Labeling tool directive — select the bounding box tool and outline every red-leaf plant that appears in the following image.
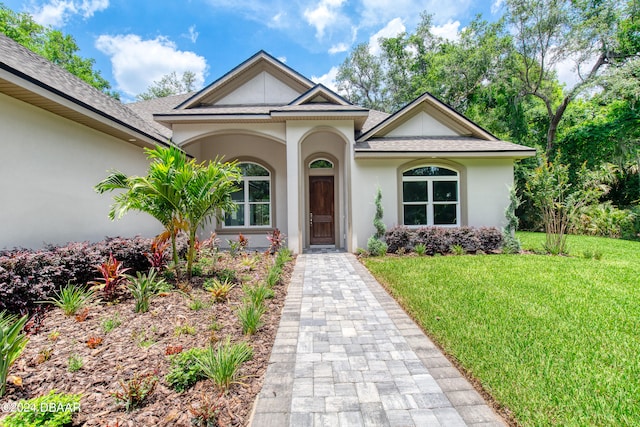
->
[145,240,167,270]
[266,228,285,255]
[89,253,130,301]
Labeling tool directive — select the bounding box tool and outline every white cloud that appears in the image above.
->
[304,0,347,39]
[491,0,504,15]
[431,20,461,41]
[31,0,109,27]
[329,43,349,54]
[277,56,287,63]
[554,54,600,90]
[368,18,405,56]
[184,25,199,43]
[95,34,208,99]
[359,0,472,29]
[311,66,339,91]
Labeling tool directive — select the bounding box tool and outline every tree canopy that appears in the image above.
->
[0,3,118,99]
[136,71,198,101]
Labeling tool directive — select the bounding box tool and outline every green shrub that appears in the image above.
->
[0,311,29,397]
[450,244,466,255]
[244,283,274,307]
[571,202,636,239]
[204,278,236,303]
[367,236,387,256]
[195,337,253,392]
[125,268,168,313]
[215,268,236,283]
[43,282,94,316]
[100,313,122,333]
[265,265,282,287]
[237,302,266,335]
[67,354,83,372]
[1,390,81,427]
[165,347,208,392]
[414,243,426,256]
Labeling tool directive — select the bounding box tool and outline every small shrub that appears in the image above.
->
[165,345,183,356]
[414,243,427,256]
[189,392,224,427]
[1,390,81,427]
[204,278,236,303]
[113,371,158,411]
[67,354,83,372]
[237,302,266,335]
[275,247,293,267]
[215,268,236,283]
[244,283,274,307]
[450,244,466,255]
[385,226,414,254]
[74,307,90,322]
[174,324,196,336]
[265,265,282,287]
[191,263,204,277]
[195,337,253,393]
[266,228,286,255]
[101,313,122,333]
[367,236,387,257]
[44,282,94,316]
[0,311,29,397]
[144,240,168,271]
[188,296,208,311]
[125,268,168,313]
[89,253,130,301]
[165,347,208,392]
[239,254,257,271]
[86,336,103,349]
[35,348,53,364]
[207,317,222,332]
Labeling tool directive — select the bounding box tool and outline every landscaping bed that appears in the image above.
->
[1,250,294,427]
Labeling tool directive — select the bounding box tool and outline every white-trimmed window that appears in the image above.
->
[224,162,271,228]
[402,166,459,226]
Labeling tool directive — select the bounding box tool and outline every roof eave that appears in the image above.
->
[354,150,537,159]
[0,67,168,149]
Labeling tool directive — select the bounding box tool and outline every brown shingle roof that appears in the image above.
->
[0,33,168,145]
[127,92,195,138]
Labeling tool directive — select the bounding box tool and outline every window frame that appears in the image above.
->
[222,162,272,229]
[401,166,460,227]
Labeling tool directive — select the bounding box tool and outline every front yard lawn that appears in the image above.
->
[363,232,640,426]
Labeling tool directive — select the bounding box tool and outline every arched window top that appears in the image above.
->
[309,159,334,169]
[239,162,269,177]
[403,166,457,177]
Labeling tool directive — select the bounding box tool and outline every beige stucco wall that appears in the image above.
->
[350,157,514,250]
[183,132,287,248]
[0,93,161,250]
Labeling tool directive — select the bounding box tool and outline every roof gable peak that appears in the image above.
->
[288,84,353,106]
[176,51,314,109]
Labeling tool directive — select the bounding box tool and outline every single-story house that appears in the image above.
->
[0,34,535,253]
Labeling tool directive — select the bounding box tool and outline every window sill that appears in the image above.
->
[216,227,274,235]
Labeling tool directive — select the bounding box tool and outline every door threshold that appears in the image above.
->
[309,245,336,249]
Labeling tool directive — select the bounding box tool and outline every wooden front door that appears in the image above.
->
[309,176,334,245]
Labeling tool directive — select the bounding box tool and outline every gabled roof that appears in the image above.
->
[358,91,497,142]
[0,34,169,148]
[176,51,315,109]
[289,84,352,106]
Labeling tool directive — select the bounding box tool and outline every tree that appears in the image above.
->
[506,0,635,155]
[95,146,241,279]
[336,44,388,111]
[95,146,187,268]
[0,4,118,98]
[136,71,198,101]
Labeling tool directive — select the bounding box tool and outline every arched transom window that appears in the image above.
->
[224,162,271,228]
[402,166,459,226]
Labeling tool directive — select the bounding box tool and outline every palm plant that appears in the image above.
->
[95,146,187,268]
[178,157,241,279]
[0,311,29,397]
[125,268,168,313]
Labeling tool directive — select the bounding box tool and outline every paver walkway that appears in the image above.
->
[250,252,505,427]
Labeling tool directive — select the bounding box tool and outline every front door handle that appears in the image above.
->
[309,212,313,226]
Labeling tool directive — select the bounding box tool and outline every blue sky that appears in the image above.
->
[3,0,505,101]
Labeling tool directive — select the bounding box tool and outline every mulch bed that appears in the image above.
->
[0,252,294,427]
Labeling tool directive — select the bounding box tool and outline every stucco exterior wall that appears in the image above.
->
[350,157,514,250]
[0,93,161,250]
[187,133,287,248]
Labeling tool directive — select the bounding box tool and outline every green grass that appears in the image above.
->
[363,232,640,426]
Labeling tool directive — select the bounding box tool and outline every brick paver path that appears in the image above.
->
[250,252,505,426]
